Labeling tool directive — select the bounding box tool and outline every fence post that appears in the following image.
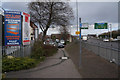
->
[0,46,2,80]
[110,44,113,61]
[20,45,22,57]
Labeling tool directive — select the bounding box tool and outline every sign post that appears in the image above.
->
[75,31,80,35]
[0,15,2,47]
[79,18,82,68]
[0,15,2,80]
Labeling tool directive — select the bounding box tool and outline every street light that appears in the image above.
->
[69,25,73,42]
[76,0,78,32]
[110,24,112,40]
[108,24,112,40]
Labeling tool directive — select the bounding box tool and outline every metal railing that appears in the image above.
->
[82,41,120,65]
[2,40,35,57]
[83,41,119,52]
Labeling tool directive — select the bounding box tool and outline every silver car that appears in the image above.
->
[58,43,64,48]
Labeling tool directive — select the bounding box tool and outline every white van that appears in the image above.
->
[82,36,88,41]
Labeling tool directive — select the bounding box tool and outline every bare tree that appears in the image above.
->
[59,25,69,42]
[28,1,74,41]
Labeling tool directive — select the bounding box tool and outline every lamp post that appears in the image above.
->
[110,24,112,40]
[76,0,79,34]
[69,25,73,42]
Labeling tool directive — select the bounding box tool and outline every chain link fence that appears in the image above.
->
[0,46,2,79]
[82,41,120,65]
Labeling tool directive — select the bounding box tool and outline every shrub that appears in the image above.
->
[43,45,58,57]
[31,40,58,58]
[2,41,58,73]
[2,57,36,72]
[31,40,45,59]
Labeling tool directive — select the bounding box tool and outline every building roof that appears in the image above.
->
[30,21,38,29]
[0,8,4,15]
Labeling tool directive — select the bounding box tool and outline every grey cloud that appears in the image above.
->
[2,2,119,35]
[3,2,118,24]
[70,2,118,24]
[2,2,29,12]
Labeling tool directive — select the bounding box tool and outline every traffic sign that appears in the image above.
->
[80,23,88,29]
[95,23,108,29]
[75,31,80,35]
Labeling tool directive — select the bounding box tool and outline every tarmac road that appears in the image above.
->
[87,38,119,49]
[6,48,81,78]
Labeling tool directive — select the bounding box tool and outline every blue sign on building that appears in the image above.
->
[4,11,22,46]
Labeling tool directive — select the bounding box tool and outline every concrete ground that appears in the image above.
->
[65,41,118,78]
[6,48,81,78]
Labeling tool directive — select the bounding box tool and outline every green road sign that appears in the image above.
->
[80,23,89,29]
[95,23,108,29]
[81,27,88,29]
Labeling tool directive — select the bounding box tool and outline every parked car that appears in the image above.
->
[53,42,58,47]
[117,36,120,41]
[103,39,109,42]
[44,40,55,46]
[111,38,118,42]
[56,39,59,43]
[49,41,54,45]
[60,40,66,45]
[58,43,64,48]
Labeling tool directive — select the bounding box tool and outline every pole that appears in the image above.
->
[110,24,112,61]
[108,24,109,39]
[110,24,112,40]
[70,26,72,42]
[76,0,78,32]
[79,18,82,68]
[76,0,79,40]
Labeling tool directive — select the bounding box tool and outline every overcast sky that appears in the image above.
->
[1,0,119,35]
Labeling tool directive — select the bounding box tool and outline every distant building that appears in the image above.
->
[51,34,61,40]
[51,34,72,42]
[30,21,39,40]
[88,34,97,38]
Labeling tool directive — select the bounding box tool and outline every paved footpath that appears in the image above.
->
[6,48,81,78]
[65,42,118,78]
